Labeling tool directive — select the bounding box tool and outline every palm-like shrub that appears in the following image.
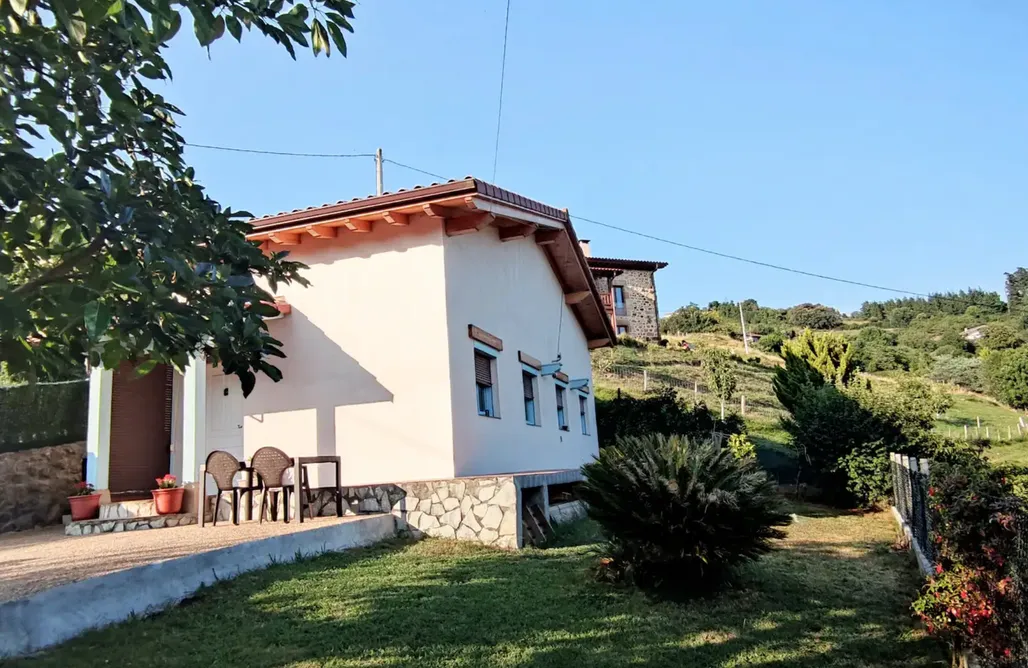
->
[579,434,790,597]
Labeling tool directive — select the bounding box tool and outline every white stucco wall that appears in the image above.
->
[443,226,599,476]
[239,214,456,486]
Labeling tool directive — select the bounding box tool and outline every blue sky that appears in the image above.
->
[163,1,1028,314]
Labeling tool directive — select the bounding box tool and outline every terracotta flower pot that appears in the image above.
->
[68,493,101,521]
[152,487,185,515]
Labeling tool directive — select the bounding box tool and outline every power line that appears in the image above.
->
[382,159,450,182]
[569,213,934,299]
[185,142,375,159]
[491,0,512,183]
[178,141,1000,307]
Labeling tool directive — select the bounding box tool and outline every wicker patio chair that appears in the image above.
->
[250,447,314,524]
[201,450,258,527]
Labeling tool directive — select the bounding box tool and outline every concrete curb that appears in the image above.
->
[0,514,396,658]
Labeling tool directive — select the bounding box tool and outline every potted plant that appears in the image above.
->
[68,482,101,521]
[152,474,185,515]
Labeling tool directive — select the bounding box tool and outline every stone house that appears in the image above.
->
[83,178,614,548]
[581,241,668,340]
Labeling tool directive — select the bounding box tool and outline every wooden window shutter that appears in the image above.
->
[475,352,492,386]
[523,372,534,400]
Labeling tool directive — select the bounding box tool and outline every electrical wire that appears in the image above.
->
[177,141,1003,309]
[491,0,512,183]
[382,159,450,182]
[185,142,375,159]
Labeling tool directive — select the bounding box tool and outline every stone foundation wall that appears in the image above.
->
[344,477,520,549]
[0,441,85,534]
[613,269,661,340]
[202,475,522,549]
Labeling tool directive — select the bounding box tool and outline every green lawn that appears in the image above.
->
[13,506,943,667]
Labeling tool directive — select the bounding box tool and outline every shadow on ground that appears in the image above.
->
[12,514,945,668]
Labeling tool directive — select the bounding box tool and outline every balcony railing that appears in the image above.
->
[599,292,614,314]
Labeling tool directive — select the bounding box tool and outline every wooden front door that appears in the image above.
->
[108,362,172,493]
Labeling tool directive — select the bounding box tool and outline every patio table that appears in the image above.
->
[293,455,343,523]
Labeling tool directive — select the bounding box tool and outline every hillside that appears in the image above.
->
[591,329,1028,471]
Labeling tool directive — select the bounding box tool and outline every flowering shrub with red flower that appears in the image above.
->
[913,462,1027,665]
[70,481,96,497]
[154,474,179,489]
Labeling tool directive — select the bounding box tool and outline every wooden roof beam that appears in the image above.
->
[382,211,409,226]
[422,203,460,219]
[535,229,562,246]
[499,222,537,242]
[305,224,337,239]
[269,231,301,246]
[564,291,591,305]
[342,218,372,233]
[446,212,495,236]
[588,338,611,349]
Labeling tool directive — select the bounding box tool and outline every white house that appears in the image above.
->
[85,178,615,547]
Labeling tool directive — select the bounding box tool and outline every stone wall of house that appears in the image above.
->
[0,441,85,533]
[204,475,522,549]
[613,269,661,340]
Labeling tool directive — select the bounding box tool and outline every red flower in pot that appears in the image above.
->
[152,474,185,515]
[68,482,101,521]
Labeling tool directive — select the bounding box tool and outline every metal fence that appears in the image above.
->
[890,453,934,570]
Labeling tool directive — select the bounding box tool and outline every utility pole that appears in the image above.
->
[375,148,384,196]
[739,302,750,354]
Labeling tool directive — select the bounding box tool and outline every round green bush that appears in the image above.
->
[579,433,791,597]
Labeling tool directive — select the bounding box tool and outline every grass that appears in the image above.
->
[12,505,944,668]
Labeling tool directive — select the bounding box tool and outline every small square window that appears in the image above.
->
[475,350,496,417]
[617,325,628,335]
[556,385,568,431]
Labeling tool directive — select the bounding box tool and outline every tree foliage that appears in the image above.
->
[786,303,842,330]
[594,387,743,449]
[702,347,737,418]
[858,290,1006,322]
[984,348,1028,410]
[0,0,356,392]
[1006,267,1028,314]
[579,433,790,597]
[782,329,855,386]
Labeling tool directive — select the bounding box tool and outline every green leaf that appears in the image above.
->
[311,19,327,56]
[9,0,28,17]
[105,0,123,17]
[226,15,242,40]
[327,21,347,57]
[84,302,111,339]
[68,17,88,44]
[134,359,158,376]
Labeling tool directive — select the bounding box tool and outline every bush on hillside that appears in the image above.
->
[756,331,785,354]
[984,348,1028,410]
[786,303,843,330]
[594,388,743,449]
[851,327,909,372]
[616,334,647,349]
[980,322,1025,351]
[660,306,719,334]
[930,355,985,393]
[776,355,973,506]
[580,434,790,597]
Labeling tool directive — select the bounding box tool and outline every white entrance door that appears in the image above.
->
[206,372,244,460]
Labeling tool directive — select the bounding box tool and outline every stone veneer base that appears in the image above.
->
[65,513,196,536]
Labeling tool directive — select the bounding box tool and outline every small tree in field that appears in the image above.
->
[703,348,737,419]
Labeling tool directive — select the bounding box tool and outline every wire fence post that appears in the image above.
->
[741,395,746,416]
[642,370,649,392]
[693,381,698,401]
